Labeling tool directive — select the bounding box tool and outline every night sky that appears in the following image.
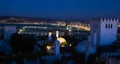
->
[0,0,120,20]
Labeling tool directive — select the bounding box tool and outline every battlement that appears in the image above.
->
[90,17,118,46]
[90,18,119,23]
[100,18,119,22]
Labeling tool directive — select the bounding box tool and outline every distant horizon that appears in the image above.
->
[0,15,120,21]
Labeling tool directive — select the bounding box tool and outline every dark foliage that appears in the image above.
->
[10,33,36,54]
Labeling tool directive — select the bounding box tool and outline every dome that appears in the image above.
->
[57,37,66,43]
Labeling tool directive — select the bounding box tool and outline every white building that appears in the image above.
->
[89,18,118,46]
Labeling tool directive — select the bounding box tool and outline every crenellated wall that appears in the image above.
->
[90,18,119,46]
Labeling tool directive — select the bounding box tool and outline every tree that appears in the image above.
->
[10,33,36,54]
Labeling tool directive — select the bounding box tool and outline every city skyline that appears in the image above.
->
[0,0,120,20]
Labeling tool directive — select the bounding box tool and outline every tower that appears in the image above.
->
[48,32,52,41]
[90,18,118,46]
[56,31,59,38]
[54,40,60,55]
[54,31,60,55]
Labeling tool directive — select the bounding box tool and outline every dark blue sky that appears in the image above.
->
[0,0,120,19]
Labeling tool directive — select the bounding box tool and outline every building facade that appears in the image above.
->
[90,18,118,46]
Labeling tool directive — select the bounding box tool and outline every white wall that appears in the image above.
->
[90,18,118,46]
[100,20,118,45]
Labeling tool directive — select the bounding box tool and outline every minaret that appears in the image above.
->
[54,31,60,55]
[56,31,59,38]
[48,32,52,41]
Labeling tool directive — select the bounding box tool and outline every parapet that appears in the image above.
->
[100,18,119,22]
[90,18,119,23]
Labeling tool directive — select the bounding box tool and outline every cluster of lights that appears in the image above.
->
[46,46,51,50]
[23,26,47,29]
[67,25,90,31]
[78,26,90,31]
[18,26,27,34]
[18,26,48,34]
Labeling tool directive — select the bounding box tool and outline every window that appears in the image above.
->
[105,24,112,29]
[105,24,107,28]
[111,24,112,28]
[108,24,110,28]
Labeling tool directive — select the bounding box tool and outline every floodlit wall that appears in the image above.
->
[90,18,118,46]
